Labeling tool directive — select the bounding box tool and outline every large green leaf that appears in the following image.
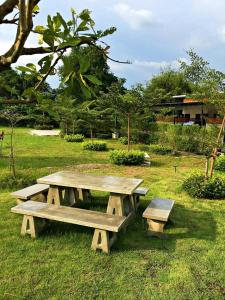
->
[84,75,102,85]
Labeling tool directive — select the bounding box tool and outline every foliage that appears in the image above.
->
[33,124,54,130]
[182,173,225,199]
[83,141,107,151]
[59,46,120,99]
[64,134,84,142]
[109,150,145,165]
[214,155,225,172]
[0,172,35,190]
[119,136,128,145]
[149,144,172,155]
[145,70,192,104]
[3,7,118,100]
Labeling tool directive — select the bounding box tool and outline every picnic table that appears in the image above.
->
[37,171,143,217]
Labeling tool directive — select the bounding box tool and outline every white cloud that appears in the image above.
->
[113,3,155,29]
[219,25,225,43]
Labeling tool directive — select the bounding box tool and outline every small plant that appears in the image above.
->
[0,172,35,190]
[182,173,225,199]
[214,156,225,172]
[34,124,54,130]
[149,144,172,155]
[119,136,128,145]
[110,150,145,165]
[64,134,84,142]
[83,141,108,151]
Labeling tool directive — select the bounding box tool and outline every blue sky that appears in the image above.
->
[1,0,225,88]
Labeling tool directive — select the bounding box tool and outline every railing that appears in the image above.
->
[156,116,223,124]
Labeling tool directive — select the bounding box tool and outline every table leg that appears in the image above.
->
[64,187,79,206]
[47,186,63,206]
[107,193,129,216]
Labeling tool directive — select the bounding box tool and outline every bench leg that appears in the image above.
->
[147,219,166,237]
[91,229,110,253]
[21,215,36,238]
[47,186,63,206]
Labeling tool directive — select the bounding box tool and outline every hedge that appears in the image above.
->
[110,150,145,165]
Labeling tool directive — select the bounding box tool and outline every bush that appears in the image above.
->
[182,173,225,199]
[64,134,84,142]
[95,132,112,139]
[34,124,54,130]
[119,136,128,145]
[149,144,172,155]
[110,150,145,165]
[214,156,225,172]
[83,141,108,151]
[0,173,35,190]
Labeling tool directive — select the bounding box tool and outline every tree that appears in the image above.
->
[58,46,120,99]
[145,69,192,105]
[180,50,225,178]
[0,107,24,177]
[0,2,127,104]
[100,83,145,151]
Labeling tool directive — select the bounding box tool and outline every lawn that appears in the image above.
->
[0,127,224,300]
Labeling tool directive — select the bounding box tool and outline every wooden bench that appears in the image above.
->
[11,200,128,253]
[142,198,174,237]
[132,187,149,211]
[11,184,49,204]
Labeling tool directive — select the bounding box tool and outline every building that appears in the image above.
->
[156,95,223,125]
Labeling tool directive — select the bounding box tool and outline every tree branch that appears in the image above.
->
[0,0,18,22]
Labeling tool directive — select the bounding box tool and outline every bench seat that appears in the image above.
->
[143,198,175,237]
[134,187,149,196]
[131,187,149,211]
[11,200,127,253]
[11,184,49,203]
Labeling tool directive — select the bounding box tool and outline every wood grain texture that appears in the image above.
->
[37,171,143,195]
[11,184,49,200]
[143,198,175,222]
[11,201,127,232]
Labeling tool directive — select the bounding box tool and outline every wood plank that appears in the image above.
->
[143,198,175,222]
[37,171,143,195]
[11,201,127,232]
[11,184,49,200]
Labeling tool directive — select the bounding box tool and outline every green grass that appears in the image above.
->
[0,127,225,299]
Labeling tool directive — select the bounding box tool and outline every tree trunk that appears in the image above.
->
[10,125,16,178]
[205,157,209,179]
[209,115,225,178]
[127,113,131,151]
[90,126,93,143]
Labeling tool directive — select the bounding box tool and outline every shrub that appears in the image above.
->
[119,136,128,145]
[0,173,35,190]
[34,124,54,130]
[83,141,108,151]
[95,132,112,139]
[182,173,225,199]
[214,156,225,172]
[64,134,84,142]
[110,150,145,165]
[149,144,172,155]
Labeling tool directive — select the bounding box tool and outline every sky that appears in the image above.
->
[1,0,225,88]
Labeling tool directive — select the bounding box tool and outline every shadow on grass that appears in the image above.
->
[27,196,217,254]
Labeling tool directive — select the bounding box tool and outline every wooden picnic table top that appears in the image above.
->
[37,171,143,195]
